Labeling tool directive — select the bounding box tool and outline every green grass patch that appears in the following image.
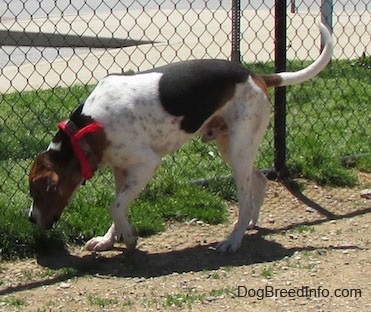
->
[165,292,203,308]
[0,296,26,308]
[285,58,370,185]
[289,225,315,234]
[261,266,273,279]
[0,58,370,260]
[88,295,118,307]
[163,287,235,308]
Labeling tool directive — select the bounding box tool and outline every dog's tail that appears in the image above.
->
[261,23,333,88]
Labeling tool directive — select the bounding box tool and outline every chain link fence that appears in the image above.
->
[0,1,370,214]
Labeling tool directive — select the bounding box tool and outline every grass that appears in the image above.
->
[289,225,315,234]
[88,295,118,307]
[0,58,370,260]
[165,292,203,308]
[0,296,26,308]
[164,288,235,308]
[261,266,273,279]
[285,57,370,185]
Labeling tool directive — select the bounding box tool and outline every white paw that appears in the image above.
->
[84,236,115,252]
[216,237,242,253]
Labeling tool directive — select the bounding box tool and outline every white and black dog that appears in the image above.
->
[28,24,333,253]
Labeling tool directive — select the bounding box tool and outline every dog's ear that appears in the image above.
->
[46,172,59,193]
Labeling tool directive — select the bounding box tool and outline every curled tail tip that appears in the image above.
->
[261,22,334,88]
[319,22,331,34]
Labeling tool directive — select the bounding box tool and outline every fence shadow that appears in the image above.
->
[256,180,371,236]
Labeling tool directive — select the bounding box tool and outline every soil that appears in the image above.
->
[0,174,370,311]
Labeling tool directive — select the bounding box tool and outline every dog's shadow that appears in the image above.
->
[0,232,294,296]
[35,232,289,278]
[33,179,371,280]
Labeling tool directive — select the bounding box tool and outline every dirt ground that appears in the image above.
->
[1,174,370,311]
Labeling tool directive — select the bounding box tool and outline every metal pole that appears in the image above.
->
[274,0,289,179]
[321,0,333,51]
[231,0,241,63]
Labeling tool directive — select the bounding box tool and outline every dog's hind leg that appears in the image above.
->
[85,150,161,252]
[216,135,256,253]
[216,144,267,253]
[216,131,267,230]
[216,86,270,253]
[248,167,268,228]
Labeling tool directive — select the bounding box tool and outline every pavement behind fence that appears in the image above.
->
[0,9,369,93]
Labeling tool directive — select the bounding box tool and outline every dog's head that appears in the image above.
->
[28,149,83,229]
[28,102,108,229]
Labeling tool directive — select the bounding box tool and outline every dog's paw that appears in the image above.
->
[84,236,115,252]
[246,220,256,230]
[216,238,241,254]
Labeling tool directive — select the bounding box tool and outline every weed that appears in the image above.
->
[305,263,316,270]
[20,269,34,282]
[164,287,236,308]
[1,296,26,307]
[41,267,79,279]
[88,295,118,307]
[211,272,221,279]
[203,270,223,279]
[209,287,235,297]
[261,266,273,279]
[356,156,371,173]
[164,293,203,308]
[122,298,135,307]
[290,225,315,234]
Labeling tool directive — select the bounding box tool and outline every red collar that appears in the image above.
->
[58,120,103,180]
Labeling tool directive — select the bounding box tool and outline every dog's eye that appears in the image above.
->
[47,184,58,193]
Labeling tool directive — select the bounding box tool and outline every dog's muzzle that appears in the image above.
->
[28,203,40,224]
[28,203,60,229]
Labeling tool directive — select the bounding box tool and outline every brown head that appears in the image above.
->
[28,148,83,229]
[28,105,108,229]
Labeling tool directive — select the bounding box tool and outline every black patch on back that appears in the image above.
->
[50,102,94,162]
[69,103,93,128]
[144,59,251,133]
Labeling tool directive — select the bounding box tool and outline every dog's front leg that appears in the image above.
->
[85,153,161,252]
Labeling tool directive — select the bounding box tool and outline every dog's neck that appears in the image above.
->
[48,104,108,181]
[58,119,102,180]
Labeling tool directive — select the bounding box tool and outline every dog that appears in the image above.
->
[28,23,333,253]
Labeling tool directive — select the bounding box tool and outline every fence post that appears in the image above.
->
[273,0,289,179]
[231,0,241,63]
[321,0,333,51]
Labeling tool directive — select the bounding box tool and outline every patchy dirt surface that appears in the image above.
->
[1,174,370,311]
